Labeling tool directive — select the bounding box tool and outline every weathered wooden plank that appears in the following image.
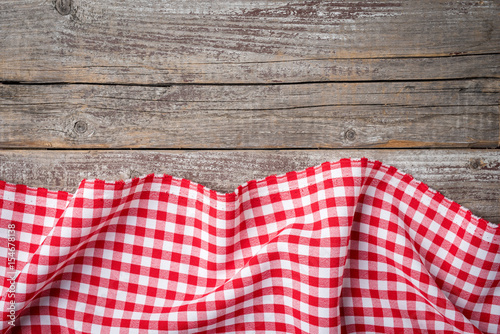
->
[2,55,500,85]
[0,149,498,223]
[1,80,498,148]
[0,0,498,84]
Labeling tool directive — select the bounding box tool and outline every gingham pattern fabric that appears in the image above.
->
[1,158,499,333]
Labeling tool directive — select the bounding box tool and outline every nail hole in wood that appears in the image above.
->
[55,0,71,16]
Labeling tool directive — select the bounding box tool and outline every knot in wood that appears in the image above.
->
[55,0,71,16]
[73,120,88,134]
[470,159,482,170]
[344,129,357,141]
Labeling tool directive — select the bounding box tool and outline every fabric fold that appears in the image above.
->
[0,158,498,333]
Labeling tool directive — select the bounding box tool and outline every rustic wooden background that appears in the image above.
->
[0,0,499,223]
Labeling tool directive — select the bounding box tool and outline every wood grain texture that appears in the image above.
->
[1,79,498,149]
[0,149,498,223]
[0,0,498,84]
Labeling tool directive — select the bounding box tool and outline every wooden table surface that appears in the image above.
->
[0,0,499,223]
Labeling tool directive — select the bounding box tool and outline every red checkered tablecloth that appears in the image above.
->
[1,158,499,333]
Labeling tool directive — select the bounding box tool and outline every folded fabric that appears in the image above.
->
[1,158,499,333]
